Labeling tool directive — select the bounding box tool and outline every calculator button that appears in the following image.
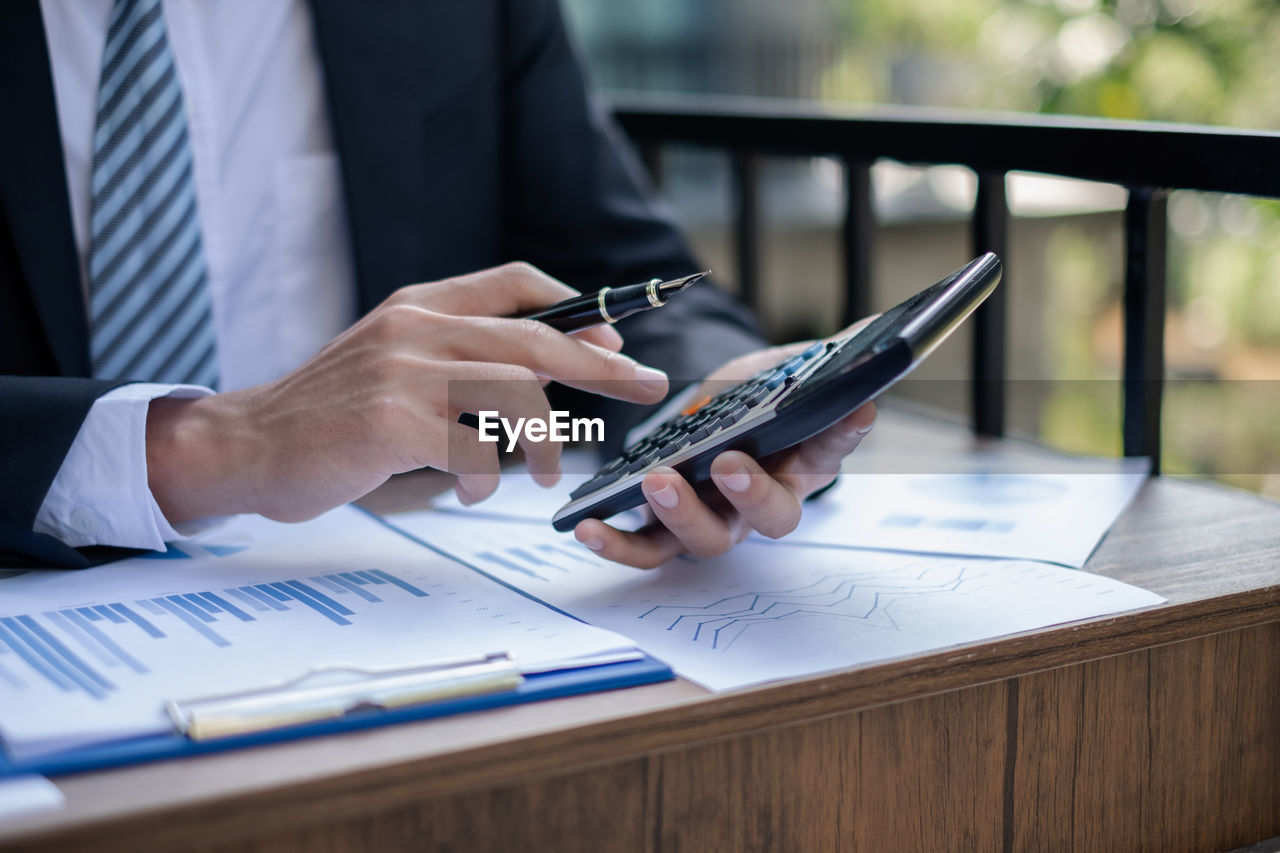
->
[625,452,660,473]
[719,402,749,426]
[656,436,692,457]
[681,395,713,416]
[801,341,824,359]
[743,386,770,407]
[686,424,714,443]
[569,469,623,500]
[598,456,627,475]
[763,371,786,390]
[779,356,806,376]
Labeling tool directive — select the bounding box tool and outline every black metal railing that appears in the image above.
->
[613,95,1280,474]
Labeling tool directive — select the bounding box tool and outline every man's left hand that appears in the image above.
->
[572,337,876,568]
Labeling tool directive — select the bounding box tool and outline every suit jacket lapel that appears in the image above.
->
[0,1,91,377]
[309,0,422,315]
[309,0,502,314]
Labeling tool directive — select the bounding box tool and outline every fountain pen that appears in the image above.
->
[516,271,709,333]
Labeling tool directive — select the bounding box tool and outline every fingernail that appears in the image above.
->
[580,536,604,551]
[720,466,752,493]
[845,419,874,439]
[633,365,668,395]
[647,482,680,509]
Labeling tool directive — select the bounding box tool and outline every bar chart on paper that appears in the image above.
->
[388,511,1167,692]
[0,568,432,701]
[0,507,637,762]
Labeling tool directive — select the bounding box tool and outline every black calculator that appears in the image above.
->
[551,253,1002,532]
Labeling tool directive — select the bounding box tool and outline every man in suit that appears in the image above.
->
[0,0,875,569]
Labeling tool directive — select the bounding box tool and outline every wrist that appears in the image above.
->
[145,393,261,524]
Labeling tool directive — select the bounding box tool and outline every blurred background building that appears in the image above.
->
[564,0,1280,498]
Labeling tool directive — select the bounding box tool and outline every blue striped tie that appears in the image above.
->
[88,0,218,387]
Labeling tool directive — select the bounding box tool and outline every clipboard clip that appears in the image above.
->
[166,652,524,741]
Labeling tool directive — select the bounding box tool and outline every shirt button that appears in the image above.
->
[70,507,103,536]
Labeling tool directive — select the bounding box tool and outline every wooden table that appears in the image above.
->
[2,415,1278,852]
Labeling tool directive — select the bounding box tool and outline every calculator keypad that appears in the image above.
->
[568,341,831,502]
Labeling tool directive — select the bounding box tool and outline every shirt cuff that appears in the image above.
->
[34,382,218,550]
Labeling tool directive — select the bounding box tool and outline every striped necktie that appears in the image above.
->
[87,0,218,388]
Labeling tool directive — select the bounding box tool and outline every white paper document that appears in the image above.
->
[430,428,1148,567]
[778,460,1150,567]
[0,507,635,762]
[431,449,630,526]
[0,775,64,822]
[385,512,1167,692]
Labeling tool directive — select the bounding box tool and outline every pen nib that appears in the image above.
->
[658,271,710,294]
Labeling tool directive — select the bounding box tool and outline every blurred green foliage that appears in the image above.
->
[825,0,1280,495]
[825,0,1280,128]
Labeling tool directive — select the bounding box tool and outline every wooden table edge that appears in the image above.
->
[4,578,1276,851]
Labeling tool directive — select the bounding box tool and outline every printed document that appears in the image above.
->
[0,507,635,762]
[385,512,1167,692]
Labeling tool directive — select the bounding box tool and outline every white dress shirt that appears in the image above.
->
[35,0,358,549]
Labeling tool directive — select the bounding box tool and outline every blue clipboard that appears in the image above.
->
[0,653,672,779]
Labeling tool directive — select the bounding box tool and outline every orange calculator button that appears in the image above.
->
[681,395,712,416]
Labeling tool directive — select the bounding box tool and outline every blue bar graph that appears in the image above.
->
[166,595,216,624]
[319,574,381,603]
[0,615,113,699]
[2,569,432,701]
[200,592,254,623]
[367,569,429,597]
[224,588,270,612]
[154,598,230,648]
[239,586,288,611]
[270,582,351,626]
[255,584,291,602]
[312,576,349,595]
[0,619,74,692]
[183,593,219,615]
[56,610,148,674]
[282,581,356,617]
[110,603,165,638]
[94,604,126,624]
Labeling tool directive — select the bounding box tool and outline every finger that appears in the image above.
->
[438,315,668,404]
[774,402,877,497]
[392,262,581,318]
[445,421,501,504]
[638,467,742,559]
[573,517,685,570]
[572,323,624,352]
[441,363,562,486]
[709,451,804,539]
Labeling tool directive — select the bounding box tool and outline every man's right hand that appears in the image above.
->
[143,263,669,525]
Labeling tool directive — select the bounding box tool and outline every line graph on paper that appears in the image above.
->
[637,562,985,651]
[390,511,1167,693]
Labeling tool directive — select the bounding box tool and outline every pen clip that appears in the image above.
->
[166,652,523,740]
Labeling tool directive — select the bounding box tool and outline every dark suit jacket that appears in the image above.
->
[0,0,764,567]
